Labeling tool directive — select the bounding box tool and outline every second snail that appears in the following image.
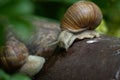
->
[0,31,45,77]
[0,18,61,77]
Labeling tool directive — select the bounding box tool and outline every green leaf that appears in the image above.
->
[0,0,34,16]
[0,69,10,80]
[0,0,10,7]
[11,74,31,80]
[96,20,108,34]
[8,16,34,42]
[0,24,6,46]
[0,69,31,80]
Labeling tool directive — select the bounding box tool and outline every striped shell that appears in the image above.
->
[0,36,29,72]
[61,1,102,33]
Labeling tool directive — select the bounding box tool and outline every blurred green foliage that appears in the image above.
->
[0,0,34,46]
[96,20,108,34]
[0,0,34,79]
[0,69,31,80]
[0,0,120,79]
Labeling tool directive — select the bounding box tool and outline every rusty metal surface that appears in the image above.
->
[34,35,120,80]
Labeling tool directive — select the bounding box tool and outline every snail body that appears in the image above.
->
[59,1,103,49]
[58,30,100,49]
[19,55,45,77]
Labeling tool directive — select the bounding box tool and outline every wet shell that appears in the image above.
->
[0,36,29,72]
[61,1,102,33]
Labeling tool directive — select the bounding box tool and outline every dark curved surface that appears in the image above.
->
[34,35,120,80]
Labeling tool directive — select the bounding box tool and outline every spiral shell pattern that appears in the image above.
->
[61,1,102,33]
[0,36,29,72]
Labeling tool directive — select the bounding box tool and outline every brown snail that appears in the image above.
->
[0,32,45,77]
[58,1,103,49]
[0,33,29,73]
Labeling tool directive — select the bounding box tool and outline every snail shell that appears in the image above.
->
[61,1,102,33]
[0,35,29,73]
[28,18,61,59]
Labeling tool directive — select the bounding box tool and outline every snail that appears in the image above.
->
[58,1,103,49]
[27,18,61,59]
[0,33,29,72]
[0,17,61,77]
[0,32,45,77]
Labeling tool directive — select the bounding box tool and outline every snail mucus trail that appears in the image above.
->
[57,1,103,49]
